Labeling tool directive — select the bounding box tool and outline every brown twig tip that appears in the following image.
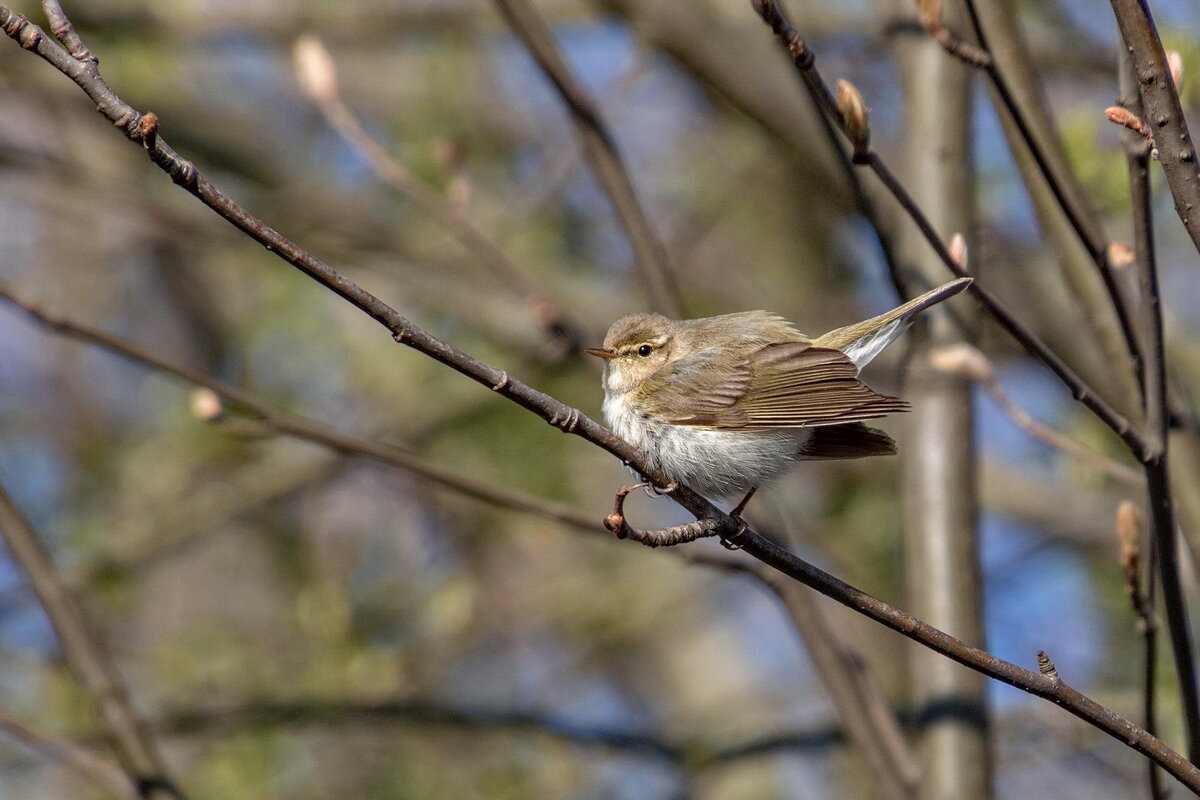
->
[1167,50,1184,91]
[1106,106,1153,141]
[948,232,969,269]
[1036,650,1060,680]
[1107,241,1136,270]
[187,388,224,422]
[915,0,992,67]
[836,79,871,160]
[293,35,338,104]
[917,0,942,32]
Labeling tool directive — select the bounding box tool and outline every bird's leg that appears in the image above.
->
[730,487,758,519]
[721,487,758,551]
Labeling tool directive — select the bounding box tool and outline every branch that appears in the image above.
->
[929,0,1145,377]
[490,0,683,317]
[2,286,921,798]
[747,0,1152,462]
[702,555,920,800]
[1116,32,1200,762]
[928,343,1142,486]
[0,282,604,539]
[291,35,582,358]
[0,481,184,800]
[0,706,138,800]
[140,696,876,767]
[1109,0,1200,257]
[4,3,1199,788]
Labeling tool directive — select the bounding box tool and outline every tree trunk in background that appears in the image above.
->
[894,2,992,797]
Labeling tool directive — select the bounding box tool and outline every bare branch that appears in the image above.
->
[1116,37,1200,762]
[1110,0,1200,257]
[0,481,184,800]
[0,706,138,800]
[747,0,1152,461]
[3,4,1198,787]
[292,35,582,357]
[490,0,683,317]
[0,282,604,538]
[929,344,1142,486]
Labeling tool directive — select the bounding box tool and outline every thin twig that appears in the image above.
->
[138,696,886,767]
[1110,0,1200,258]
[1114,28,1200,763]
[948,0,1145,379]
[747,0,1152,462]
[3,286,921,798]
[928,343,1142,486]
[490,0,684,317]
[3,4,1198,787]
[0,282,604,538]
[0,706,138,800]
[292,36,582,357]
[699,554,920,800]
[0,481,185,800]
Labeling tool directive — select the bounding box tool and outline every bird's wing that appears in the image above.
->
[654,342,908,429]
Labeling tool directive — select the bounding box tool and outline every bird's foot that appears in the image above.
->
[720,488,758,550]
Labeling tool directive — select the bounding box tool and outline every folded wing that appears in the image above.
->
[651,341,909,429]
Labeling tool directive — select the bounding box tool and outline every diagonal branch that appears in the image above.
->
[0,705,138,800]
[3,3,1199,788]
[931,0,1145,377]
[292,35,582,357]
[0,482,185,800]
[0,282,603,538]
[1,286,920,798]
[490,0,683,317]
[747,0,1152,462]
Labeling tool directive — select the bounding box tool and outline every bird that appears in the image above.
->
[587,277,972,515]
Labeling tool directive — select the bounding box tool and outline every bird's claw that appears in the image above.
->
[720,517,750,551]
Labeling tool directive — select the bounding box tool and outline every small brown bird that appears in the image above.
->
[588,278,971,512]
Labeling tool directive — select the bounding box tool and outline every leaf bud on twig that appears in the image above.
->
[836,79,871,161]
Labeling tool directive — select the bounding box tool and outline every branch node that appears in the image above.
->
[490,371,510,392]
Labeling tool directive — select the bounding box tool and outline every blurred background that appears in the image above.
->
[2,0,1200,797]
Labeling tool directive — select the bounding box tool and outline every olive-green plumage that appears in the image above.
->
[588,278,971,500]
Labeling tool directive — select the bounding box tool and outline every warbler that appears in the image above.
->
[588,278,971,512]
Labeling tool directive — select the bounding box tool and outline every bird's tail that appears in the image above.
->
[813,277,972,368]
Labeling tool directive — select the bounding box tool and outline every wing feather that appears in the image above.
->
[650,341,908,429]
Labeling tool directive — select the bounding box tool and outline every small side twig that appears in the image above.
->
[292,36,582,357]
[0,480,185,800]
[928,343,1142,486]
[604,485,722,547]
[491,0,683,317]
[0,706,137,800]
[5,4,1200,787]
[749,0,1151,462]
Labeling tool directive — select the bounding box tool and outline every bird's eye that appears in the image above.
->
[636,344,654,357]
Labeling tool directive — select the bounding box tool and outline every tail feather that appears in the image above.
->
[797,422,897,460]
[814,277,972,367]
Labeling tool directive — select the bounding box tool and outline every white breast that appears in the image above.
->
[602,388,808,499]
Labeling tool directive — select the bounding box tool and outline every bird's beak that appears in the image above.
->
[586,348,619,360]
